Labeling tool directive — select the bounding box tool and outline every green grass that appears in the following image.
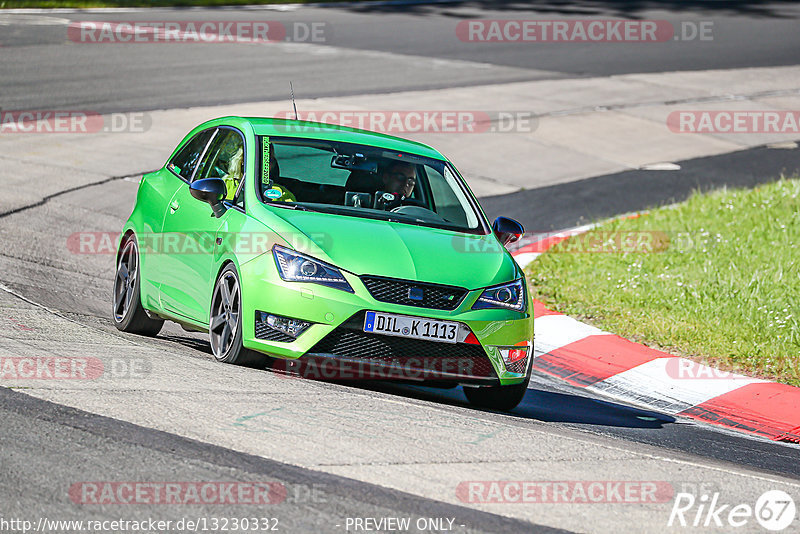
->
[1,0,358,7]
[529,177,800,386]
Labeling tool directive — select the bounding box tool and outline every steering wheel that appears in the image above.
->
[390,204,447,223]
[399,197,427,208]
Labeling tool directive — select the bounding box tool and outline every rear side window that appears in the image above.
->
[167,129,214,181]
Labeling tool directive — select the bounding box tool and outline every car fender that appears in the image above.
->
[119,173,163,311]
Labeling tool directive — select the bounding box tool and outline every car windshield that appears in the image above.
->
[257,136,487,234]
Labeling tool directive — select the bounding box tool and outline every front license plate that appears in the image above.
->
[364,311,461,344]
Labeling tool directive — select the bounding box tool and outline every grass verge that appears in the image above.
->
[528,177,800,386]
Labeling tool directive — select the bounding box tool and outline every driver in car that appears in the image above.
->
[221,146,244,200]
[380,161,416,199]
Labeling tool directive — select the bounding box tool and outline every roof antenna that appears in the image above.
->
[290,81,298,120]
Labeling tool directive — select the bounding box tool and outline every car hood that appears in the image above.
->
[268,208,518,290]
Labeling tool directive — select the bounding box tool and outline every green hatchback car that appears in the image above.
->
[113,117,533,410]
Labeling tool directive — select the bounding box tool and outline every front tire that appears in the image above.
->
[209,264,261,366]
[112,235,164,336]
[463,378,529,411]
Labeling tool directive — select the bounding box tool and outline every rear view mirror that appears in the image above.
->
[331,153,378,174]
[190,178,228,218]
[493,216,524,246]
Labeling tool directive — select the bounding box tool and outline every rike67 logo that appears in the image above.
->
[668,489,796,531]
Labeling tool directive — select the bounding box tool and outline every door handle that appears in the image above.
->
[169,200,180,212]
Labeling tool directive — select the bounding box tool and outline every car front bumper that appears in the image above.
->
[240,259,534,386]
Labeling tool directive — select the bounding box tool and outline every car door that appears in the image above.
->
[142,127,215,307]
[158,127,246,325]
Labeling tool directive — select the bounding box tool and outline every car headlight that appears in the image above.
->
[472,279,526,312]
[273,245,354,293]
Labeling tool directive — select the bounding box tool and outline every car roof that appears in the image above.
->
[226,117,445,160]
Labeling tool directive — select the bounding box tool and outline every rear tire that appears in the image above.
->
[209,264,262,366]
[463,378,529,411]
[112,235,164,336]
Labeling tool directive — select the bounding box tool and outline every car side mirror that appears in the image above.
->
[492,216,524,246]
[190,178,227,218]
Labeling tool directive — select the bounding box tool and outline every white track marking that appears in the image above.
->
[589,357,765,415]
[533,314,609,355]
[513,252,540,269]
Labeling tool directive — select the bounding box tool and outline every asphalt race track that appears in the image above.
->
[4,1,800,113]
[1,2,800,533]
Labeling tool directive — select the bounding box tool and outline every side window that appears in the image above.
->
[167,129,214,182]
[426,165,478,228]
[195,128,245,202]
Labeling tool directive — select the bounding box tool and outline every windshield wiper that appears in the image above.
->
[267,202,311,212]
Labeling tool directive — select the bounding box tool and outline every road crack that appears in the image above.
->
[0,169,156,219]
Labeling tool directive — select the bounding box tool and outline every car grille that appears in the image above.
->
[254,312,295,343]
[505,357,528,375]
[360,276,468,311]
[306,312,496,380]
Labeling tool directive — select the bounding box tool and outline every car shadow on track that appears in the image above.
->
[151,333,674,430]
[333,379,676,430]
[157,333,213,354]
[511,387,676,429]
